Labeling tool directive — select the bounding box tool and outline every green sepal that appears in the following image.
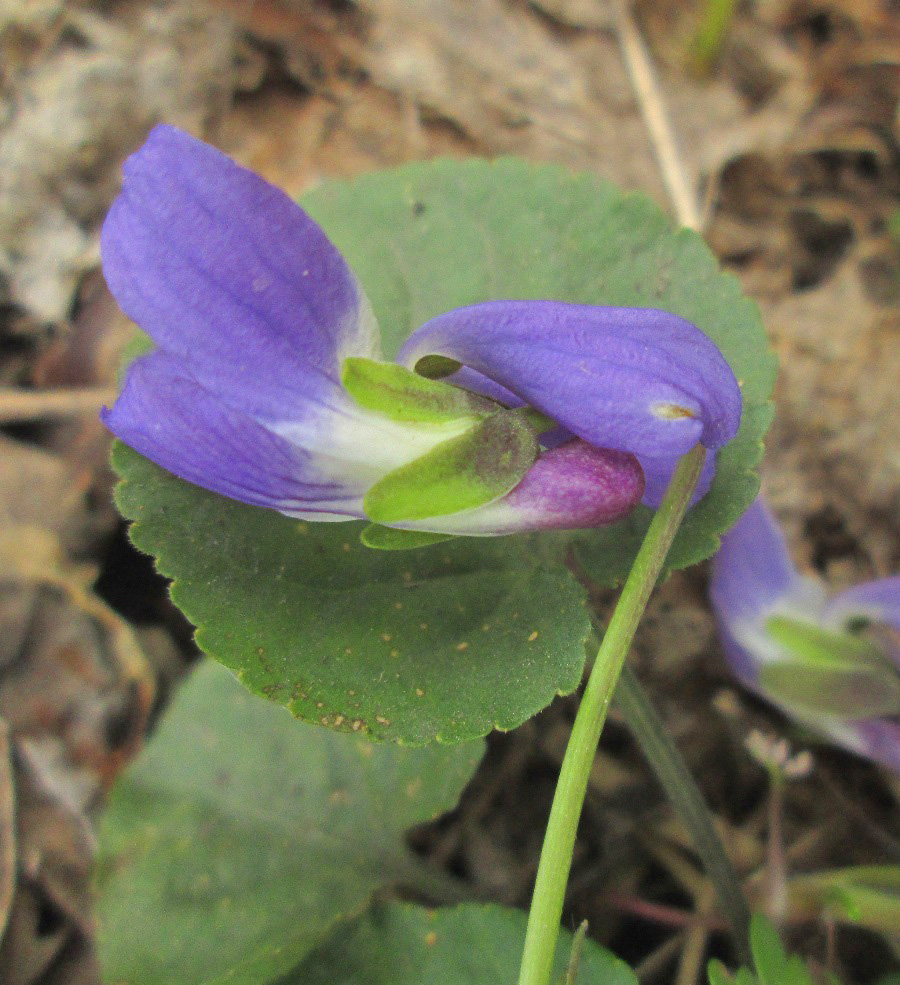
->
[360,525,458,550]
[363,409,539,524]
[762,616,900,718]
[766,615,889,668]
[342,356,495,424]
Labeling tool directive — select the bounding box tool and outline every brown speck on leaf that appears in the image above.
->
[425,931,438,948]
[394,601,404,609]
[316,701,325,709]
[375,715,390,725]
[481,623,491,632]
[344,647,353,655]
[390,648,399,657]
[333,714,345,727]
[415,687,425,697]
[456,642,469,651]
[381,633,393,642]
[528,631,539,642]
[406,778,422,797]
[420,623,428,631]
[351,719,364,732]
[342,542,351,552]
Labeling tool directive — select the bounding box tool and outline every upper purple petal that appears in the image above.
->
[710,497,802,627]
[639,447,716,509]
[397,302,742,459]
[101,125,379,427]
[823,577,900,633]
[103,350,365,516]
[823,576,900,669]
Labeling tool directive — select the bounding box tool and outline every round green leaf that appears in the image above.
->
[278,902,638,985]
[96,661,483,985]
[112,158,775,742]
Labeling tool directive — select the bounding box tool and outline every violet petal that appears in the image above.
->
[398,301,742,459]
[823,577,900,633]
[710,497,802,627]
[101,125,379,427]
[103,350,366,516]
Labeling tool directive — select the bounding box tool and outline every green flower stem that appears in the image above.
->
[517,444,706,985]
[614,664,751,962]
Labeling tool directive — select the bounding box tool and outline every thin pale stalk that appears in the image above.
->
[614,664,751,961]
[517,444,706,985]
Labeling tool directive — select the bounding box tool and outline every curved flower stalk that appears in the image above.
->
[710,496,900,772]
[101,125,741,542]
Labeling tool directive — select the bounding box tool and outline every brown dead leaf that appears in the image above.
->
[761,262,900,578]
[0,526,154,801]
[529,0,615,30]
[0,748,100,985]
[0,528,152,982]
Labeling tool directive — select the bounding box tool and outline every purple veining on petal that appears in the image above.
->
[396,441,644,536]
[101,125,379,429]
[398,301,742,459]
[104,350,366,516]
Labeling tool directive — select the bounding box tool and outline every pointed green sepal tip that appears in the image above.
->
[360,525,458,550]
[342,356,496,425]
[363,409,539,525]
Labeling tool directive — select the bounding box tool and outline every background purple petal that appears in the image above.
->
[823,576,900,668]
[844,717,900,774]
[823,577,900,632]
[103,351,365,516]
[397,301,742,458]
[710,497,802,627]
[101,125,379,427]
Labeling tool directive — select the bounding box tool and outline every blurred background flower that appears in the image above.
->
[711,496,900,772]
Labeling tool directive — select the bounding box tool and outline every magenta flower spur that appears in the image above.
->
[101,126,742,544]
[710,496,900,772]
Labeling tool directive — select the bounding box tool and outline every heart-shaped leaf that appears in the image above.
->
[96,661,483,985]
[278,902,638,985]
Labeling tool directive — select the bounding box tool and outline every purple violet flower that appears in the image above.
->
[101,125,742,540]
[710,496,900,772]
